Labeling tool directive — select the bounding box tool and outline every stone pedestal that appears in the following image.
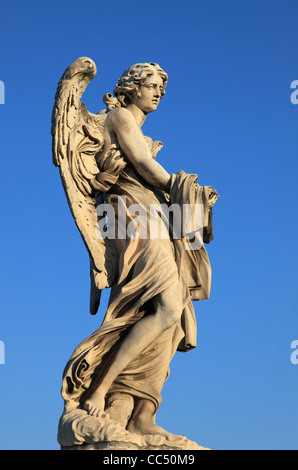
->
[58,408,209,451]
[61,441,209,450]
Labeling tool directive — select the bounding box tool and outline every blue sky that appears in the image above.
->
[0,0,297,450]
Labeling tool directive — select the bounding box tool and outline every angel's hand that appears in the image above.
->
[207,186,220,208]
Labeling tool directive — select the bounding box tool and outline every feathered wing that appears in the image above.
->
[51,57,117,315]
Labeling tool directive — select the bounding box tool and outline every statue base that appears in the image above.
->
[58,408,209,451]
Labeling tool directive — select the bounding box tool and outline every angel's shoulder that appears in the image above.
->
[106,107,135,131]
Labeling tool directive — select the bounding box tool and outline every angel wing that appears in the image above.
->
[51,57,117,315]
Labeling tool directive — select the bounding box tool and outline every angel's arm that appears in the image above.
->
[107,108,171,191]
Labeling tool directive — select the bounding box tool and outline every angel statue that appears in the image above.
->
[52,57,219,449]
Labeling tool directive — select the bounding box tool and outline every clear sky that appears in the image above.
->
[0,0,297,450]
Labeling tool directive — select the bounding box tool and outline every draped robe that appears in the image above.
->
[61,141,213,414]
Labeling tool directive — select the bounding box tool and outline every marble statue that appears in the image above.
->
[51,57,219,450]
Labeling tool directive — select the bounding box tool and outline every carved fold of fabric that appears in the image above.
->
[169,170,212,302]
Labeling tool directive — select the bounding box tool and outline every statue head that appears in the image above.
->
[104,62,168,112]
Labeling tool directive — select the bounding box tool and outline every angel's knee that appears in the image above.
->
[154,287,183,331]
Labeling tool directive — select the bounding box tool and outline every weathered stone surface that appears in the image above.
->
[58,408,208,450]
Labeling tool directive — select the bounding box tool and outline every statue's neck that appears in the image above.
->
[126,103,147,128]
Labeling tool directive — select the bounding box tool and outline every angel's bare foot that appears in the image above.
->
[127,418,181,441]
[105,393,134,427]
[127,399,183,441]
[83,391,107,418]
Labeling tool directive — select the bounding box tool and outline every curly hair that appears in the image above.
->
[103,62,168,111]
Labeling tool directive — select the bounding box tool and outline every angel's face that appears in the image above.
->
[131,72,164,114]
